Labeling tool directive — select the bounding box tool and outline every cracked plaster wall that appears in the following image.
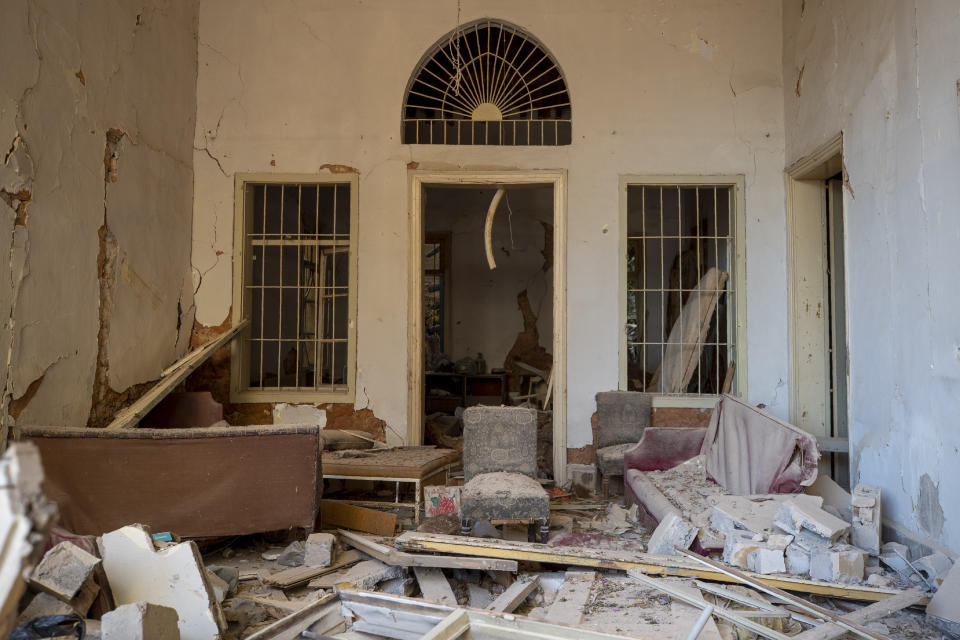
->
[191,0,787,449]
[784,0,960,551]
[0,0,199,429]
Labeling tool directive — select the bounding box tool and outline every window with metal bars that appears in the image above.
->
[402,19,571,146]
[624,183,737,395]
[231,174,358,402]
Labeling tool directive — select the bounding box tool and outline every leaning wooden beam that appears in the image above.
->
[626,569,793,640]
[394,532,902,602]
[339,530,518,572]
[487,575,539,613]
[105,319,249,430]
[790,590,928,640]
[676,548,892,640]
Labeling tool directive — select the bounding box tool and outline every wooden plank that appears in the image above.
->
[421,609,470,640]
[676,548,892,640]
[547,571,595,626]
[627,570,793,640]
[106,320,248,430]
[338,529,517,572]
[791,590,928,640]
[264,549,364,589]
[243,593,341,640]
[321,501,397,537]
[394,532,903,602]
[487,575,539,613]
[414,567,457,607]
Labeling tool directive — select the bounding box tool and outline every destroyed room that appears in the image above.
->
[3,1,960,639]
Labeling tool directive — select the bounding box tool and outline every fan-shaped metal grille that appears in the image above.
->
[402,19,571,146]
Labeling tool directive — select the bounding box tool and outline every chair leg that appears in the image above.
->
[461,518,473,537]
[539,520,550,544]
[527,523,536,542]
[602,475,610,500]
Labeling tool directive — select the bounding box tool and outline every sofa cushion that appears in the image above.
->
[597,443,634,475]
[460,472,549,522]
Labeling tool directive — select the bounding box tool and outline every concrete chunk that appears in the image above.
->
[304,532,335,567]
[851,484,881,555]
[775,495,850,543]
[747,547,786,574]
[722,531,763,568]
[16,592,74,625]
[646,513,698,556]
[277,540,305,567]
[810,545,866,583]
[29,541,101,601]
[102,601,180,640]
[98,525,224,640]
[785,543,811,575]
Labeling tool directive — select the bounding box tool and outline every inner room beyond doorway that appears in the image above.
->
[422,184,555,478]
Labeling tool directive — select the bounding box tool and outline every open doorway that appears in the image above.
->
[408,172,567,483]
[422,185,554,477]
[786,136,850,487]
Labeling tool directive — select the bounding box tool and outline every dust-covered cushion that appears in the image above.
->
[460,471,549,522]
[597,443,634,476]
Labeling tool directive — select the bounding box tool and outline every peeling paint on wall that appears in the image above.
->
[0,0,200,433]
[915,473,945,539]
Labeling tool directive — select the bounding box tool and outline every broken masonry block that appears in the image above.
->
[29,541,101,601]
[98,525,224,640]
[16,592,74,625]
[851,484,881,555]
[766,533,794,550]
[913,552,954,587]
[304,532,335,567]
[277,540,305,567]
[204,567,230,603]
[722,531,764,569]
[785,543,811,575]
[747,547,787,575]
[709,494,787,537]
[646,513,698,556]
[810,545,866,583]
[774,495,850,543]
[102,601,181,640]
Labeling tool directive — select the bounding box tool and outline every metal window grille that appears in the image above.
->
[625,185,735,394]
[242,182,352,392]
[402,19,572,146]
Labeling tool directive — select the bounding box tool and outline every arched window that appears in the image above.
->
[402,19,571,146]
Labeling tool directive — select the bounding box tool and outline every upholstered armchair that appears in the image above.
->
[459,406,550,542]
[595,391,652,498]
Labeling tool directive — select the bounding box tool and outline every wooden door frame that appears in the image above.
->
[407,170,568,483]
[785,134,847,467]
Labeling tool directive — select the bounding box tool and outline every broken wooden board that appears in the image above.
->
[106,319,248,430]
[264,549,365,589]
[321,501,397,536]
[243,592,342,640]
[394,531,905,602]
[547,571,595,626]
[487,575,539,613]
[338,529,517,572]
[414,567,457,607]
[791,590,928,640]
[677,548,891,640]
[627,570,793,640]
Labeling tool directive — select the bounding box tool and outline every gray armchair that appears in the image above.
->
[459,406,550,542]
[595,391,652,498]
